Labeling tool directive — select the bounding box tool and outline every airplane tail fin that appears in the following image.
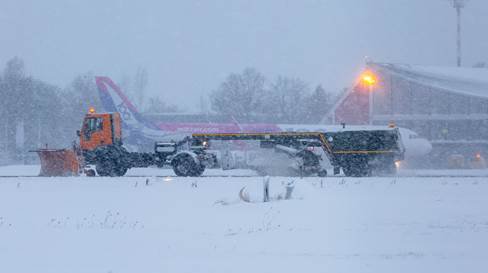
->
[95,76,158,130]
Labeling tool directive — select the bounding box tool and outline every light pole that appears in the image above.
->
[450,0,468,67]
[361,72,377,125]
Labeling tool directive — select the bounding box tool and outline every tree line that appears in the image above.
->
[210,68,334,123]
[0,57,99,163]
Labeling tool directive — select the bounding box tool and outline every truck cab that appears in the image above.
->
[79,111,122,151]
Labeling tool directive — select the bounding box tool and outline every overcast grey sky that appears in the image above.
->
[1,0,487,110]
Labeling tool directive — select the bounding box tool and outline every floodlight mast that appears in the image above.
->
[450,0,468,67]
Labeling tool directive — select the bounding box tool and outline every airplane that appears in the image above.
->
[95,76,432,164]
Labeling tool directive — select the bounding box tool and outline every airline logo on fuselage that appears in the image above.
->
[116,102,133,122]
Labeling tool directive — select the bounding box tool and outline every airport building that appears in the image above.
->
[327,62,488,168]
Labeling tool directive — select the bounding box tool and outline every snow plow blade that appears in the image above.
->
[34,149,80,176]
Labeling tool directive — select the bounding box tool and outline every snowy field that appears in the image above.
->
[0,166,488,272]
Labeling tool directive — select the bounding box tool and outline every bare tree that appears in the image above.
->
[0,57,72,163]
[265,76,310,123]
[210,68,266,121]
[304,84,333,123]
[0,57,31,161]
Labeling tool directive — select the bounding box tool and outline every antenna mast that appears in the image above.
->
[450,0,468,67]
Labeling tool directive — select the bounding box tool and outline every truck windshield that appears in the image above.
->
[83,118,103,139]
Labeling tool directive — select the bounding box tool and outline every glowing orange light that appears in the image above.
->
[475,153,482,160]
[88,107,95,114]
[388,121,396,128]
[361,71,377,86]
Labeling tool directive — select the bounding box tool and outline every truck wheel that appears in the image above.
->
[172,153,204,177]
[192,165,205,176]
[297,150,320,169]
[85,169,96,177]
[96,160,117,176]
[94,146,129,177]
[96,160,127,177]
[115,165,128,176]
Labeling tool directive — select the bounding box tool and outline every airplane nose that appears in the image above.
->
[404,139,433,159]
[416,140,432,157]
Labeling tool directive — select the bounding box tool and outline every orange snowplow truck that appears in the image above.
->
[77,110,172,176]
[35,109,196,177]
[77,110,133,176]
[34,110,125,176]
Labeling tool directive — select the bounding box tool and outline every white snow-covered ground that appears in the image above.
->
[0,165,487,273]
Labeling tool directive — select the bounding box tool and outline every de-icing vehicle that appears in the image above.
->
[34,107,404,177]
